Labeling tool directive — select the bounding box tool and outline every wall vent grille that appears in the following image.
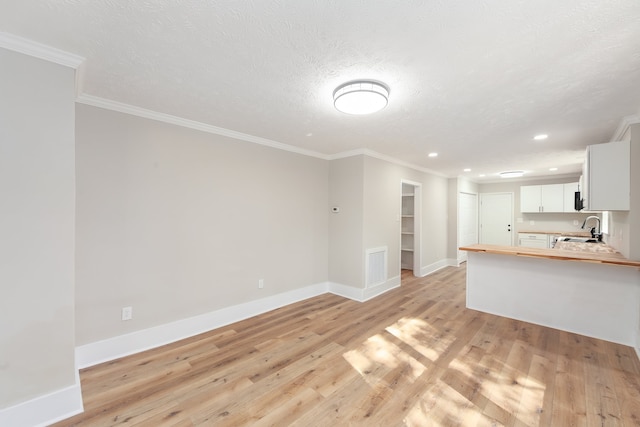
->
[366,247,387,288]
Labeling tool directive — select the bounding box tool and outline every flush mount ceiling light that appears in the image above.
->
[333,81,389,115]
[533,134,548,141]
[499,170,525,178]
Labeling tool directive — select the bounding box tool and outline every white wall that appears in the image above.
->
[0,49,77,407]
[75,104,329,345]
[328,155,450,289]
[328,156,364,288]
[362,156,450,278]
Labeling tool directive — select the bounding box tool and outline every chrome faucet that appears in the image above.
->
[581,215,602,241]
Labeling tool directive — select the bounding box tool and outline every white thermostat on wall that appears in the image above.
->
[331,207,340,213]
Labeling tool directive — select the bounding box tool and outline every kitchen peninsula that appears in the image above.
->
[459,243,640,349]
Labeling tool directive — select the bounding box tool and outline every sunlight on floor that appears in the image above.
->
[343,333,426,387]
[345,317,547,426]
[386,316,452,362]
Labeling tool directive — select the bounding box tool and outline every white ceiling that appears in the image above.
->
[2,1,640,181]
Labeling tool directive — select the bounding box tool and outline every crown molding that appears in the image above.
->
[328,148,448,178]
[0,32,84,69]
[610,114,640,142]
[473,172,581,185]
[76,94,331,160]
[76,94,451,178]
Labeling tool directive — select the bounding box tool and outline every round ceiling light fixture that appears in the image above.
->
[499,170,525,178]
[333,81,389,115]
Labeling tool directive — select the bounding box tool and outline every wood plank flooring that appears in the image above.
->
[54,266,640,426]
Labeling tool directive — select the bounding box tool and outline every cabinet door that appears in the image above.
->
[520,185,541,212]
[541,184,564,212]
[588,140,630,211]
[563,182,579,212]
[518,234,548,248]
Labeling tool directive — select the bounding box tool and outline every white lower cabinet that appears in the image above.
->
[518,233,548,248]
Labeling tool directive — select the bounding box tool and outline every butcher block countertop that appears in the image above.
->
[459,244,640,268]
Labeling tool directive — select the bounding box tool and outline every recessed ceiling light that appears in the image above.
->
[428,152,438,158]
[333,81,389,115]
[463,168,471,172]
[549,167,558,171]
[499,170,525,178]
[533,134,548,141]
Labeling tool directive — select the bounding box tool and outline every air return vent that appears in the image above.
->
[366,247,387,287]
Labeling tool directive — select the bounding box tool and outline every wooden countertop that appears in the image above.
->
[459,244,640,268]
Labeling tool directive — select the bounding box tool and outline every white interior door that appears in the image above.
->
[458,192,478,262]
[479,192,513,246]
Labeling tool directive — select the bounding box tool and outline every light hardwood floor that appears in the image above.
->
[55,266,640,426]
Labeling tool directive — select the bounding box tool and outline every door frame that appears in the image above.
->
[400,179,422,278]
[457,191,478,264]
[479,192,514,246]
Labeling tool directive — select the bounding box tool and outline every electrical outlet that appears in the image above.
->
[121,306,133,321]
[258,279,264,289]
[573,220,579,226]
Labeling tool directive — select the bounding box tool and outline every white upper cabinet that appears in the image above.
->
[541,184,564,212]
[563,182,579,212]
[520,184,564,213]
[583,140,630,211]
[520,186,542,213]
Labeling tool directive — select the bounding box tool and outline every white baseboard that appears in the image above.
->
[329,275,401,302]
[77,260,454,369]
[328,281,366,301]
[420,258,458,277]
[363,275,401,300]
[0,370,83,427]
[76,282,329,368]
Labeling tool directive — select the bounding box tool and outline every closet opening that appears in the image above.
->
[400,180,421,278]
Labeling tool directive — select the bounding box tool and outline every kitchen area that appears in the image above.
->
[461,133,640,356]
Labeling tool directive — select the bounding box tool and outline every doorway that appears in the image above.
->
[479,192,514,246]
[458,192,478,263]
[400,180,422,277]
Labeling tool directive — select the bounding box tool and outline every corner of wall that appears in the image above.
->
[0,372,83,427]
[420,258,458,277]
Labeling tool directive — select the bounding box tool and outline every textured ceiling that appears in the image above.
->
[2,0,640,180]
